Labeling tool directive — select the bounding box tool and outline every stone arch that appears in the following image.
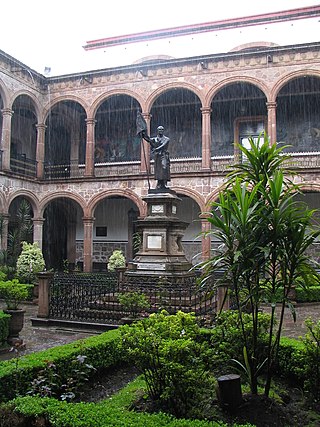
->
[297,182,320,194]
[87,189,145,217]
[42,95,89,123]
[9,90,42,119]
[271,69,320,101]
[39,191,86,217]
[145,82,204,112]
[173,186,206,213]
[90,89,144,118]
[0,79,9,107]
[0,191,7,213]
[206,184,226,209]
[7,190,40,218]
[206,76,270,106]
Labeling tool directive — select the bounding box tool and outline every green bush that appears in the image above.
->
[0,328,124,402]
[0,279,29,309]
[11,377,254,427]
[16,241,45,284]
[0,310,10,345]
[118,291,150,317]
[296,286,320,302]
[208,310,271,375]
[107,250,125,272]
[301,318,320,401]
[121,310,215,419]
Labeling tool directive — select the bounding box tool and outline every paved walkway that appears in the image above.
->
[0,301,319,361]
[0,302,99,361]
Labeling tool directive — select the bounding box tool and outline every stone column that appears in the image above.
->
[83,217,94,272]
[217,286,230,311]
[201,107,212,170]
[36,123,46,179]
[84,118,96,177]
[37,272,53,318]
[33,217,44,250]
[0,214,9,250]
[140,113,151,174]
[266,102,277,145]
[1,108,14,171]
[200,214,211,261]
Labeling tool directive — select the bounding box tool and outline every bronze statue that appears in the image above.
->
[136,112,171,190]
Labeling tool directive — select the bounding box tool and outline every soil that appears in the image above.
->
[1,365,319,426]
[75,364,140,403]
[77,366,320,427]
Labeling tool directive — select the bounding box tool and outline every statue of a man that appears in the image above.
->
[140,126,171,190]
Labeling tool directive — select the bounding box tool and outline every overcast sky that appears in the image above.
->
[0,0,318,76]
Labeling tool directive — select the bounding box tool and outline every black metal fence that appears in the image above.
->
[48,272,217,324]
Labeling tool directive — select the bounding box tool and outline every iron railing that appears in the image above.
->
[10,155,37,177]
[48,272,217,324]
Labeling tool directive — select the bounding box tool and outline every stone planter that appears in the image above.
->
[4,309,25,345]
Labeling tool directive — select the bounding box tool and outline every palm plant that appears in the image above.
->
[199,132,320,396]
[7,199,33,267]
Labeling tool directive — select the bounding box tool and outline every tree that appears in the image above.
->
[199,133,320,396]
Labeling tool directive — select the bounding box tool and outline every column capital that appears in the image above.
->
[36,123,47,131]
[33,217,45,224]
[200,107,212,115]
[85,118,96,126]
[1,108,14,117]
[82,216,95,224]
[266,101,277,109]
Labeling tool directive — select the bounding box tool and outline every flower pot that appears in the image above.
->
[4,309,25,345]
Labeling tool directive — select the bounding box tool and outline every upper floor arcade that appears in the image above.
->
[0,41,320,184]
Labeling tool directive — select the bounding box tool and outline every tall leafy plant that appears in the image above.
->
[199,132,320,396]
[7,199,33,267]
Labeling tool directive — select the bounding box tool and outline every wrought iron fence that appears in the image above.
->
[10,155,37,177]
[48,272,217,324]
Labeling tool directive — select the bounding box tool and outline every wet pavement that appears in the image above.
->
[0,301,319,361]
[0,302,99,361]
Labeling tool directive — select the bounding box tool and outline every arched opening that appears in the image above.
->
[44,101,86,178]
[11,95,38,176]
[43,198,82,271]
[150,89,202,159]
[211,82,267,157]
[95,95,141,164]
[277,76,320,153]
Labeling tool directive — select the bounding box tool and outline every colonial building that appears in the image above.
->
[1,9,320,272]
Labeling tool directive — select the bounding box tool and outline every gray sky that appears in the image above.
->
[0,0,318,76]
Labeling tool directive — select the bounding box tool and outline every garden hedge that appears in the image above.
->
[0,328,124,402]
[0,310,10,346]
[295,286,320,303]
[11,377,253,427]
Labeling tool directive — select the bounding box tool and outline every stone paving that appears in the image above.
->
[0,301,319,361]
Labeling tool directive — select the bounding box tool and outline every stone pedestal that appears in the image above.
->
[127,190,192,276]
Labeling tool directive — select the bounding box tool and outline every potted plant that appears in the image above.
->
[0,280,29,344]
[107,250,126,272]
[118,291,150,324]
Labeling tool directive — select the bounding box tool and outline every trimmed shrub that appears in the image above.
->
[207,310,271,375]
[0,328,124,402]
[11,377,253,427]
[0,310,10,345]
[0,280,30,309]
[296,286,320,302]
[301,318,320,401]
